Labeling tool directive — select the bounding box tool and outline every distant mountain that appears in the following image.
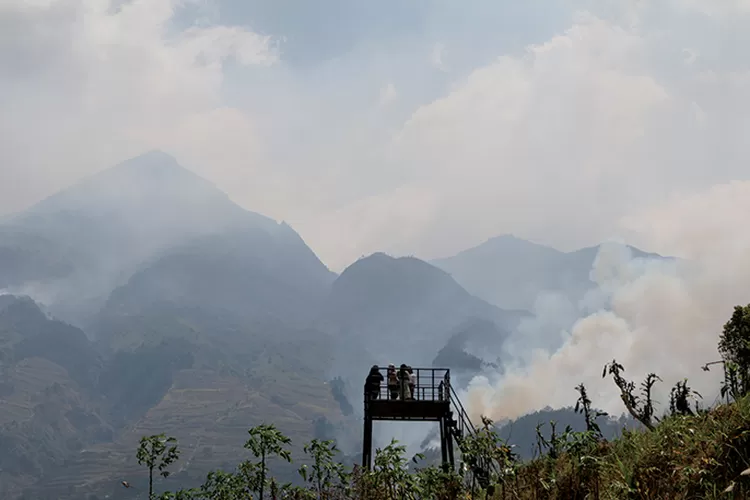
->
[0,295,347,499]
[431,235,671,311]
[99,222,333,328]
[315,253,528,400]
[0,151,346,498]
[0,151,334,326]
[497,406,640,460]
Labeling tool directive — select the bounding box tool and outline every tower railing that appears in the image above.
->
[364,367,450,401]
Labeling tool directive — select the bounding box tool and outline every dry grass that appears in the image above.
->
[493,395,750,500]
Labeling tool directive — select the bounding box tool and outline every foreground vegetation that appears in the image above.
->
[135,304,750,499]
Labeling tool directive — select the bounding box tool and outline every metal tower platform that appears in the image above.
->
[361,367,477,472]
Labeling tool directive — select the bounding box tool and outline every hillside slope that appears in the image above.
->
[0,296,347,500]
[0,296,109,498]
[0,151,334,327]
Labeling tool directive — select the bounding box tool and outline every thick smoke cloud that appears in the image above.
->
[465,181,750,422]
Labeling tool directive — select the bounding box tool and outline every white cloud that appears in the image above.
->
[297,7,750,268]
[674,0,750,16]
[4,0,750,274]
[310,14,672,265]
[622,181,750,262]
[0,0,275,213]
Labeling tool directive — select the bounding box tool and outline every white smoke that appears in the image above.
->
[503,291,580,367]
[0,281,62,306]
[465,234,747,422]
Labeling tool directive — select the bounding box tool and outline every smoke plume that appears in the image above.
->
[465,218,750,422]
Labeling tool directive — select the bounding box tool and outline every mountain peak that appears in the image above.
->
[128,149,176,163]
[351,252,444,275]
[18,150,234,220]
[331,252,465,310]
[0,151,332,325]
[95,149,212,191]
[107,150,189,180]
[433,234,560,266]
[486,233,523,243]
[483,234,549,249]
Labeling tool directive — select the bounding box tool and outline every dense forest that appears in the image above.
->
[128,304,750,499]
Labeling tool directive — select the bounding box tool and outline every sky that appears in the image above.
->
[3,0,750,271]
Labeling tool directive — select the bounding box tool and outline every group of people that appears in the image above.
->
[365,363,417,401]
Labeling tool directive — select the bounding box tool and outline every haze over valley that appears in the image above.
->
[3,1,750,498]
[0,150,735,499]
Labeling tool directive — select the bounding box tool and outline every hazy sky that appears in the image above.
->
[2,0,750,271]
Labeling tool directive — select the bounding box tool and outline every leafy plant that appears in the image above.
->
[240,423,293,499]
[298,438,349,499]
[136,433,180,499]
[198,470,247,499]
[156,489,200,500]
[603,360,661,430]
[414,465,464,500]
[369,440,421,500]
[669,379,702,416]
[718,304,750,399]
[574,383,608,438]
[459,415,517,497]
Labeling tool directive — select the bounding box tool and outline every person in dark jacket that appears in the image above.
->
[365,365,384,400]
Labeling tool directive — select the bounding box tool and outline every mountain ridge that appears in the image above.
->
[431,234,673,311]
[0,151,335,327]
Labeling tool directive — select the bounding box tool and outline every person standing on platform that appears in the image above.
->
[407,366,416,400]
[387,364,399,400]
[365,365,384,400]
[398,364,412,400]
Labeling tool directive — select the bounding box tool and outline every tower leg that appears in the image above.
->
[446,423,455,470]
[362,416,373,469]
[439,417,449,471]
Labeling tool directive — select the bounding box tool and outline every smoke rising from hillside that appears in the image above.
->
[465,214,750,422]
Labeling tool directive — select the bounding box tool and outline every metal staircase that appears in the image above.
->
[445,382,495,489]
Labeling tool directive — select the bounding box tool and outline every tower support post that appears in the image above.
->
[439,416,449,469]
[362,414,373,469]
[446,419,455,470]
